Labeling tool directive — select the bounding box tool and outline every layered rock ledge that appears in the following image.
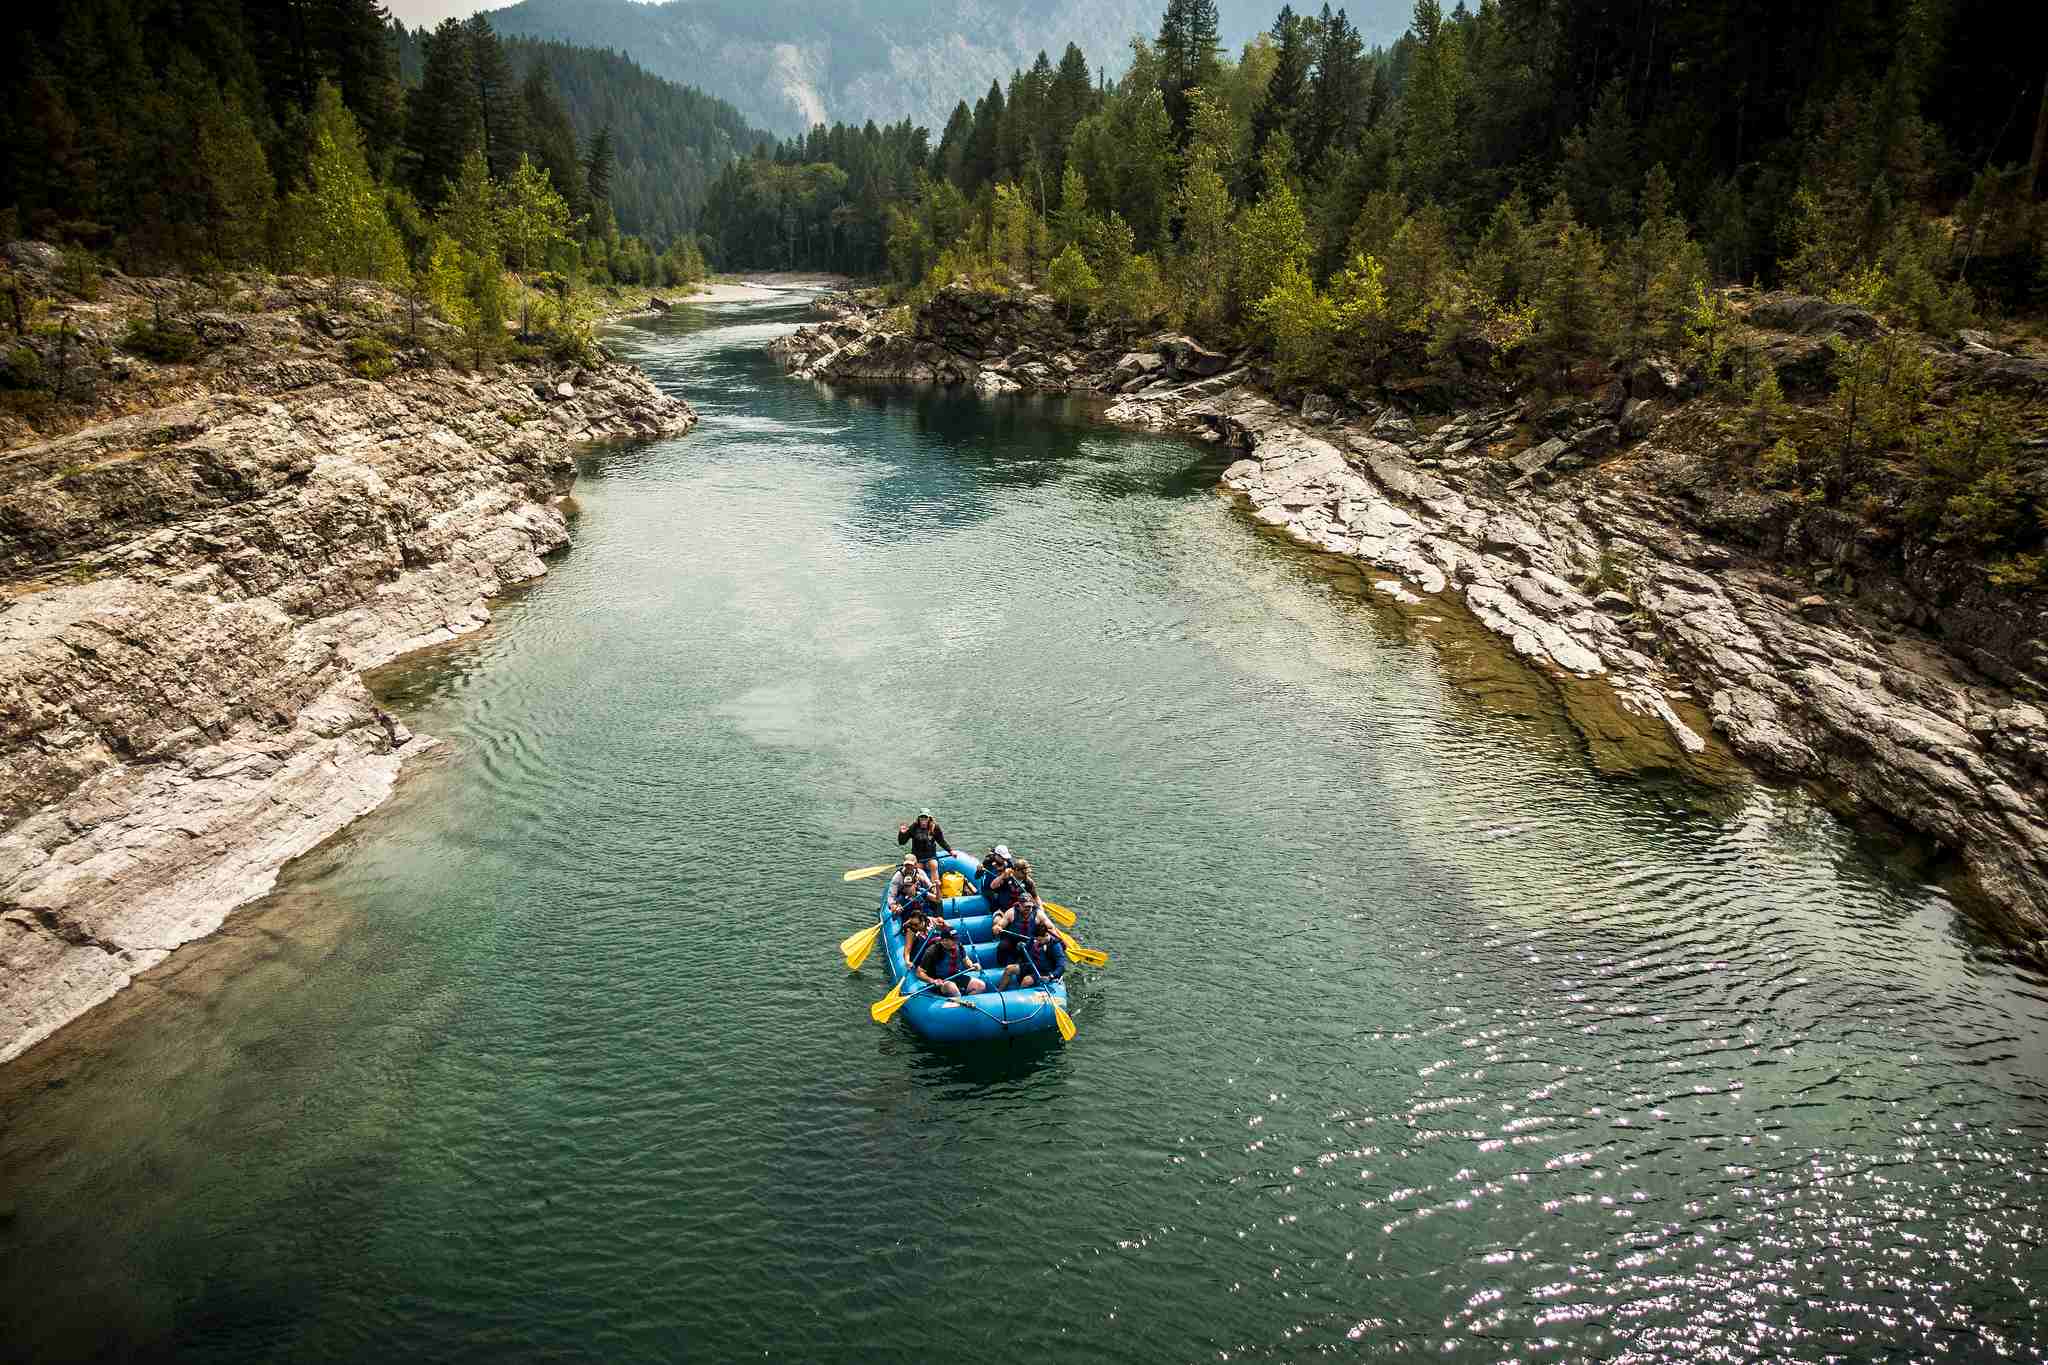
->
[774,287,2048,956]
[0,273,694,1062]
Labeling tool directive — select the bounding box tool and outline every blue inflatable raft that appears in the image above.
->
[877,851,1070,1042]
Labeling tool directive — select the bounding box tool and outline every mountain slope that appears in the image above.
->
[481,0,1408,136]
[393,23,775,245]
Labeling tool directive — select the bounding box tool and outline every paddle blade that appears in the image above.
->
[843,864,894,882]
[843,931,878,973]
[1055,929,1109,968]
[1054,1003,1077,1042]
[839,922,881,956]
[870,986,908,1023]
[1041,899,1077,928]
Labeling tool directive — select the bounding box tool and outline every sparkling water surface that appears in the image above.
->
[2,298,2044,1363]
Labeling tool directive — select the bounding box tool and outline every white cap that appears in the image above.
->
[995,845,1010,859]
[919,807,932,817]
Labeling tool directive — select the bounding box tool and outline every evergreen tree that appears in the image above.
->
[499,154,572,328]
[196,87,276,265]
[465,16,526,181]
[403,18,482,209]
[439,148,500,265]
[1305,6,1367,177]
[1533,192,1611,367]
[1048,44,1094,181]
[1157,0,1223,139]
[584,124,616,231]
[963,81,1005,190]
[521,63,587,220]
[1250,7,1311,181]
[1394,0,1462,202]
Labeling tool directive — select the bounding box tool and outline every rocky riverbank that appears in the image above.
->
[773,285,2048,956]
[0,256,694,1062]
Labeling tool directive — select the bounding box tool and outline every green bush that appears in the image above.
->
[119,319,201,363]
[0,344,43,389]
[346,335,395,379]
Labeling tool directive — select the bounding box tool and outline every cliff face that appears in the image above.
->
[774,287,2048,956]
[0,272,693,1063]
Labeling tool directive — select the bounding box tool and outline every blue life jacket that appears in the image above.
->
[924,936,965,980]
[987,871,1020,911]
[1024,935,1065,981]
[978,852,1009,888]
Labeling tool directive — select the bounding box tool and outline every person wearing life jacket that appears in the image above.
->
[901,910,935,970]
[992,878,1053,975]
[889,854,938,922]
[977,843,1013,891]
[896,807,953,892]
[914,919,985,999]
[1000,923,1067,991]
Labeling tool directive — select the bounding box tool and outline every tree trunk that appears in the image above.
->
[2030,70,2048,199]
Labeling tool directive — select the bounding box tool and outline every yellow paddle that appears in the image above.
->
[1039,898,1078,928]
[1054,928,1108,968]
[1053,998,1077,1041]
[842,923,881,971]
[842,864,895,882]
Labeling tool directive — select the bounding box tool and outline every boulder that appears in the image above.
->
[1156,334,1231,376]
[1372,410,1420,444]
[1511,437,1569,477]
[1620,398,1657,440]
[1625,355,1684,399]
[1301,393,1336,425]
[1594,590,1634,614]
[1573,421,1619,458]
[1749,292,1881,342]
[1113,351,1165,383]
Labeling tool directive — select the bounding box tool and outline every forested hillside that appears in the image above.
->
[393,25,774,247]
[704,0,2045,303]
[0,0,751,286]
[709,0,2048,585]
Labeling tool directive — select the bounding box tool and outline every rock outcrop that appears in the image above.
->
[769,287,2048,956]
[0,274,694,1062]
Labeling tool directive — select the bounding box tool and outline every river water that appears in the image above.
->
[3,298,2046,1362]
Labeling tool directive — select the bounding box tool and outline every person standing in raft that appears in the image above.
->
[1000,923,1067,991]
[897,808,953,892]
[914,920,985,999]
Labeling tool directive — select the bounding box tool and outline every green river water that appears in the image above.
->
[3,297,2045,1362]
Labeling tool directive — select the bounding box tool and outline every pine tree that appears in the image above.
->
[196,88,276,265]
[964,81,1005,190]
[521,63,586,220]
[1048,44,1094,180]
[1251,7,1311,180]
[1533,191,1612,368]
[439,147,500,265]
[1395,0,1462,201]
[465,16,525,181]
[499,154,573,328]
[403,18,482,209]
[1305,6,1367,176]
[584,125,616,235]
[1157,0,1222,139]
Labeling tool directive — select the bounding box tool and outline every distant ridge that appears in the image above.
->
[478,0,1412,136]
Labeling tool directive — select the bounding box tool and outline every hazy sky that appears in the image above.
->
[385,0,500,27]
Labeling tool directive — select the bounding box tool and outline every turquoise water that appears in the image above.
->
[3,299,2045,1362]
